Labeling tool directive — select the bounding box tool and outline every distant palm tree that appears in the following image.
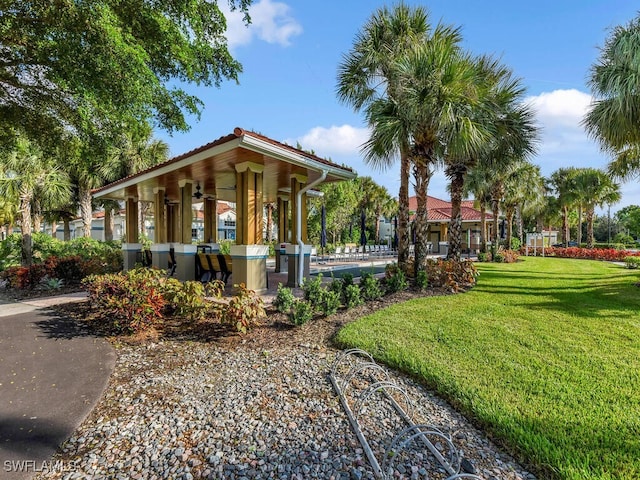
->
[337,4,430,273]
[0,138,70,265]
[464,166,493,253]
[502,162,545,246]
[572,168,621,248]
[549,167,578,246]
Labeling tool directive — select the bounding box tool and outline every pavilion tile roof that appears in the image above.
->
[408,195,490,222]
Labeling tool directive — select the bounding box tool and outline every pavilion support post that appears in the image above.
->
[204,197,218,243]
[122,196,141,271]
[179,179,194,244]
[153,188,167,244]
[289,174,307,244]
[167,204,179,243]
[233,162,268,292]
[275,195,289,273]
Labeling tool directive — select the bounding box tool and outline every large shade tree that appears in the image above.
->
[337,3,430,273]
[0,0,252,144]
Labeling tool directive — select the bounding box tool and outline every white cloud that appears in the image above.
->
[289,125,371,156]
[525,89,592,128]
[224,0,302,48]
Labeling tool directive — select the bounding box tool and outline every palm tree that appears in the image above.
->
[0,137,70,265]
[444,57,531,259]
[549,167,578,246]
[502,162,545,247]
[337,4,430,273]
[464,166,493,252]
[572,168,621,248]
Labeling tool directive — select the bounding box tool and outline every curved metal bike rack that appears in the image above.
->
[329,348,483,480]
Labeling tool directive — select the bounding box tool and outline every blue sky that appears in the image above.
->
[155,1,640,214]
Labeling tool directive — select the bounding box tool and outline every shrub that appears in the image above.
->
[385,263,408,293]
[288,298,313,326]
[624,256,640,269]
[340,273,354,289]
[82,268,167,333]
[46,255,85,284]
[302,274,324,309]
[501,250,520,263]
[477,252,491,262]
[493,252,505,263]
[425,259,479,292]
[360,272,383,301]
[344,284,363,309]
[273,283,296,313]
[318,288,341,316]
[163,279,224,322]
[510,237,521,250]
[328,277,343,299]
[223,283,265,334]
[415,270,428,290]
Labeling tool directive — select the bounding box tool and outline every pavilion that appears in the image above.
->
[92,127,356,292]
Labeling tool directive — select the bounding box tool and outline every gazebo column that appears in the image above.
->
[202,197,219,252]
[170,179,197,281]
[287,175,311,287]
[275,195,289,273]
[167,204,179,243]
[151,187,170,270]
[232,162,269,292]
[122,196,141,271]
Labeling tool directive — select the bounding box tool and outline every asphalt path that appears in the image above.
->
[0,303,114,480]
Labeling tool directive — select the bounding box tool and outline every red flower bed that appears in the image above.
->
[524,246,640,261]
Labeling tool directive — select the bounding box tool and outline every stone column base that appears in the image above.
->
[230,245,270,293]
[122,243,142,271]
[286,244,311,288]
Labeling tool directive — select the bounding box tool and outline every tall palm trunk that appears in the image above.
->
[413,160,431,276]
[516,206,524,245]
[79,185,93,238]
[19,188,33,267]
[447,164,465,260]
[104,207,114,241]
[505,205,515,249]
[491,181,504,253]
[63,219,71,241]
[51,221,58,239]
[577,205,583,246]
[32,198,42,234]
[561,205,569,246]
[397,150,411,273]
[586,207,595,248]
[480,204,487,253]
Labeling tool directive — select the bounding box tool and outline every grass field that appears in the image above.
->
[335,257,640,480]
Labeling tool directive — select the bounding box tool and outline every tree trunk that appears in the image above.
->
[491,182,504,254]
[79,185,93,238]
[20,191,33,267]
[577,205,583,246]
[480,205,487,253]
[505,205,515,249]
[397,149,410,273]
[374,210,381,245]
[516,206,524,245]
[447,165,465,261]
[586,207,595,248]
[562,205,569,246]
[63,219,71,241]
[51,221,58,239]
[413,160,431,276]
[32,197,42,234]
[104,207,114,241]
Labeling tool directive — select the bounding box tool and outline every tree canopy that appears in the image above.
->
[0,0,252,143]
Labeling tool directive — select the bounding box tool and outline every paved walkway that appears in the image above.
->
[0,295,115,480]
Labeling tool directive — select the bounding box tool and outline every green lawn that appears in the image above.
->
[335,257,640,480]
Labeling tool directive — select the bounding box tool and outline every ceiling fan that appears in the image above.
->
[193,183,204,199]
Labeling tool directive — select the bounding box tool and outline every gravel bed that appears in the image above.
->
[34,317,536,480]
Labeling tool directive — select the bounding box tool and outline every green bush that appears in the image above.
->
[359,272,383,301]
[476,252,491,262]
[302,274,324,309]
[163,279,224,322]
[318,288,341,316]
[493,252,505,263]
[624,256,640,269]
[510,237,521,250]
[273,283,296,313]
[218,239,233,255]
[344,284,363,309]
[415,270,428,290]
[288,298,313,326]
[385,263,408,293]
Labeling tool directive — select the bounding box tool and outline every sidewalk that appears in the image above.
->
[0,294,114,480]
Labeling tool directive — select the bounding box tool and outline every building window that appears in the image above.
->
[224,219,236,227]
